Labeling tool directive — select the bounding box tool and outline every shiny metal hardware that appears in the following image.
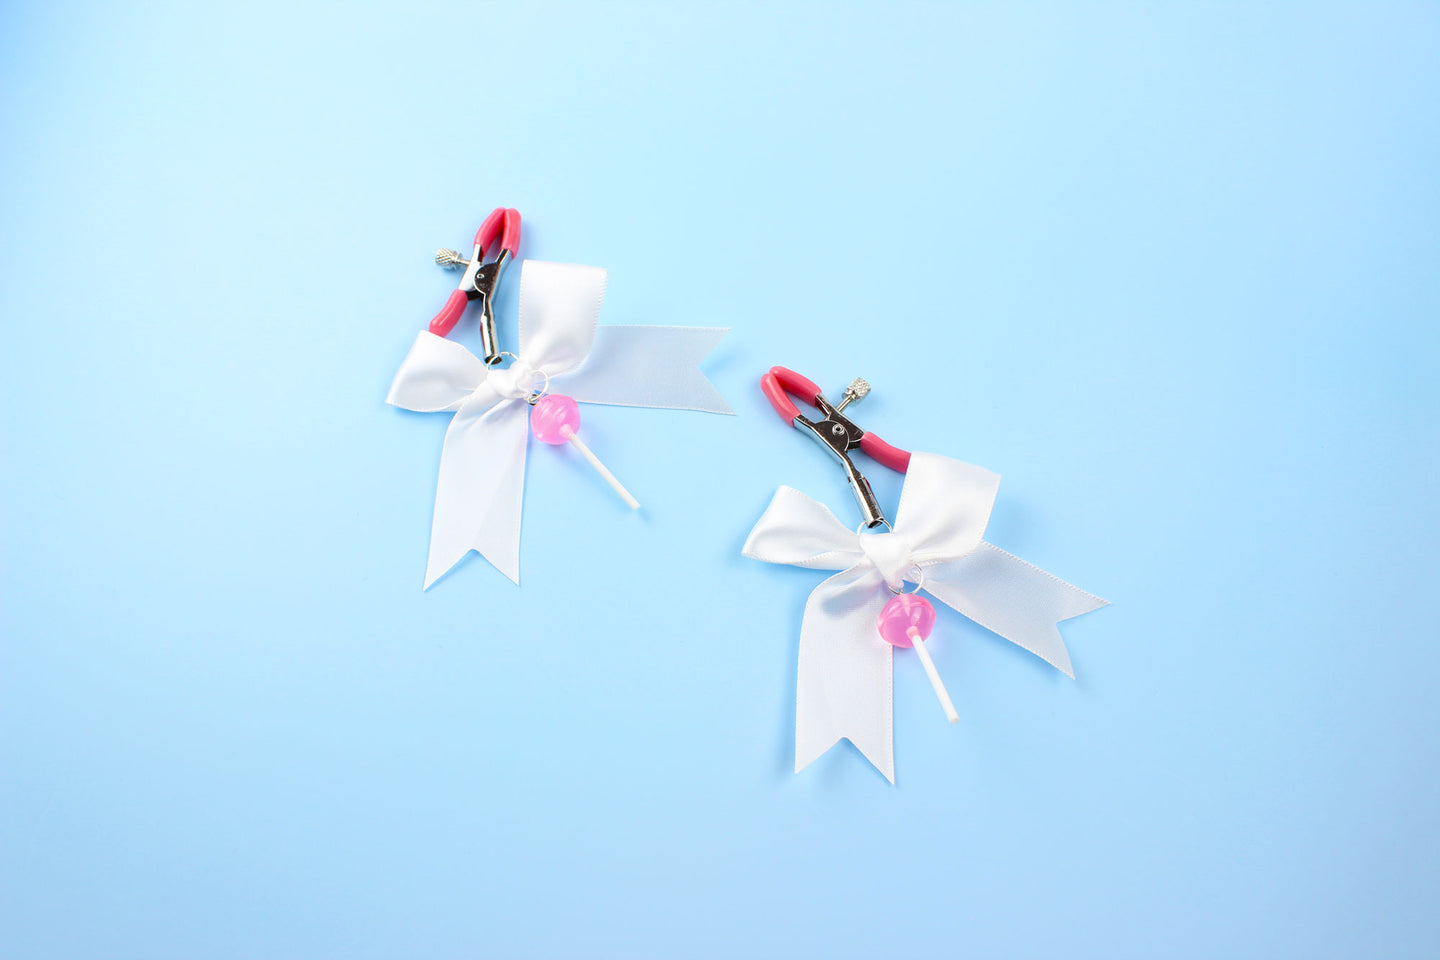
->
[429,208,522,364]
[794,388,887,528]
[435,247,468,269]
[761,366,913,530]
[835,377,870,413]
[436,243,512,365]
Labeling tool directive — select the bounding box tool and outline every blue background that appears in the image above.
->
[2,2,1438,957]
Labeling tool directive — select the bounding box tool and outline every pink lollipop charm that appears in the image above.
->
[878,593,959,723]
[530,394,640,510]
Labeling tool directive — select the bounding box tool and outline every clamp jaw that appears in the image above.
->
[431,207,522,365]
[761,366,911,528]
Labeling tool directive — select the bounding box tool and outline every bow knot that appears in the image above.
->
[489,358,543,401]
[858,530,917,591]
[744,452,1107,782]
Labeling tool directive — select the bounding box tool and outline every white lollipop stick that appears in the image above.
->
[531,393,642,511]
[908,626,959,723]
[561,426,640,510]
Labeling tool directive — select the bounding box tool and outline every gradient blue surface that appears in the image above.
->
[3,2,1438,957]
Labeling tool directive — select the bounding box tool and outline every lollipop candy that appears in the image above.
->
[877,592,958,723]
[530,394,640,510]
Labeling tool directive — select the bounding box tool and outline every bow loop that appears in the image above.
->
[891,453,1001,564]
[517,260,607,376]
[386,330,492,413]
[742,486,863,571]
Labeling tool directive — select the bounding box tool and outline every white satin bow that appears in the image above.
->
[388,259,731,587]
[743,452,1107,782]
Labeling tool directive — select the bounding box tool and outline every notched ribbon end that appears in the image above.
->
[797,736,896,784]
[423,546,522,590]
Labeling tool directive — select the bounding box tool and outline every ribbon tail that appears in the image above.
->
[424,398,529,588]
[923,542,1109,678]
[549,325,733,413]
[796,566,894,782]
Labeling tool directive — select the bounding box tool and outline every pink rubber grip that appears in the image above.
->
[861,432,911,473]
[475,207,522,258]
[500,208,521,256]
[769,366,822,405]
[761,372,800,422]
[429,289,469,337]
[474,208,504,251]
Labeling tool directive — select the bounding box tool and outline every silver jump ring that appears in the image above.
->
[888,563,925,595]
[498,352,551,404]
[855,519,892,535]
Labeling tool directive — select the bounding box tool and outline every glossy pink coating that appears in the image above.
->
[530,394,581,445]
[500,208,522,256]
[474,207,505,251]
[429,288,469,337]
[860,432,912,473]
[877,593,936,648]
[760,371,801,422]
[761,366,823,423]
[473,207,522,257]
